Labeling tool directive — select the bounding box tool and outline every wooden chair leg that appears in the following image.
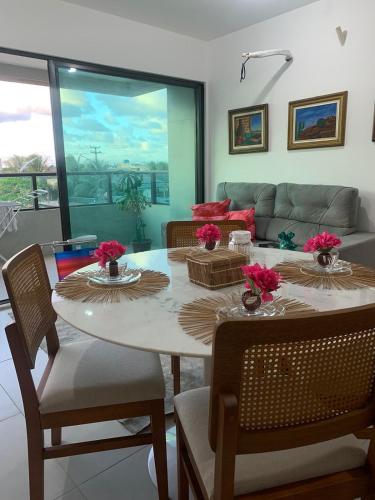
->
[51,427,61,446]
[171,355,181,396]
[27,428,44,500]
[176,417,189,500]
[151,400,169,500]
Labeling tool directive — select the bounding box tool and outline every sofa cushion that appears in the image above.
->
[217,182,275,216]
[274,183,358,228]
[175,387,369,499]
[217,182,275,239]
[265,183,359,246]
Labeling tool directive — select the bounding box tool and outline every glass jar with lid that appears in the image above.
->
[228,230,253,262]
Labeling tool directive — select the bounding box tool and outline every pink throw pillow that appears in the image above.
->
[191,199,231,218]
[227,208,256,240]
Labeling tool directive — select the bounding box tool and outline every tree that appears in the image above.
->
[116,172,151,242]
[3,154,54,173]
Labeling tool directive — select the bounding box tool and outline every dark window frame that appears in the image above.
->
[0,46,205,240]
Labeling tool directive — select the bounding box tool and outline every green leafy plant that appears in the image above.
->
[116,172,151,241]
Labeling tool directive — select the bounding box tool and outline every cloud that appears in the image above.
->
[30,105,51,115]
[73,118,110,132]
[61,103,85,118]
[0,111,31,123]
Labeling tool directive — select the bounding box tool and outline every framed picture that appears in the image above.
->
[372,105,375,142]
[288,91,348,150]
[228,104,268,154]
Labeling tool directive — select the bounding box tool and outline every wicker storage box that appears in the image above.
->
[186,249,247,290]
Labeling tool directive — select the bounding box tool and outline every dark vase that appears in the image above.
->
[205,240,216,251]
[317,251,333,267]
[109,260,119,277]
[242,290,262,311]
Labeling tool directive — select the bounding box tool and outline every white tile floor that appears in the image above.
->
[0,309,160,500]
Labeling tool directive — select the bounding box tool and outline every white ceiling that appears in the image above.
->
[62,0,320,41]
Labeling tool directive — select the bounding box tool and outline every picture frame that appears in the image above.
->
[287,91,348,150]
[372,104,375,142]
[228,104,268,154]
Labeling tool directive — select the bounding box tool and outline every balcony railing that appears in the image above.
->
[0,170,170,210]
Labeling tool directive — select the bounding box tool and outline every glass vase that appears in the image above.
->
[199,239,220,251]
[313,248,339,270]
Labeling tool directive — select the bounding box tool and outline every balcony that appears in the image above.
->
[0,169,171,301]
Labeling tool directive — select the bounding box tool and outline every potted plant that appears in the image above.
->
[116,171,152,253]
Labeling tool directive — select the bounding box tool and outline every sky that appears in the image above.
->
[295,102,337,128]
[0,81,56,164]
[0,78,169,169]
[60,85,168,167]
[250,112,261,131]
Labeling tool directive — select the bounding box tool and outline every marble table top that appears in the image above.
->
[52,247,375,358]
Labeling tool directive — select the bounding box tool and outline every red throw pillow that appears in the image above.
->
[192,215,228,221]
[191,199,231,218]
[227,208,256,240]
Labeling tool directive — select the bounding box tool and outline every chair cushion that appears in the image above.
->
[174,387,369,499]
[39,340,165,414]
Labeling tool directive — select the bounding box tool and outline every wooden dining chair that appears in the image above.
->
[166,220,247,250]
[175,305,375,500]
[166,219,247,396]
[2,244,168,500]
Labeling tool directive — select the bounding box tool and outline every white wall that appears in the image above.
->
[1,209,62,258]
[0,0,208,82]
[2,0,375,231]
[207,0,375,231]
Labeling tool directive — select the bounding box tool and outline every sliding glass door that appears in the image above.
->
[51,62,203,251]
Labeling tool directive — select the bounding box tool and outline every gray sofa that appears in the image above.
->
[217,182,375,267]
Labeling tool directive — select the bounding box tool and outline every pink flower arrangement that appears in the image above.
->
[303,231,342,253]
[196,224,222,243]
[94,240,127,268]
[241,263,282,302]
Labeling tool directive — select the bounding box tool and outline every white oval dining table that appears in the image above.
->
[52,247,375,499]
[52,246,375,358]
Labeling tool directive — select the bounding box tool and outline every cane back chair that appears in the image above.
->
[2,244,168,500]
[166,219,247,395]
[166,220,247,250]
[175,305,375,500]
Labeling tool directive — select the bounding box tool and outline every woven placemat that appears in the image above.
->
[273,260,375,290]
[55,269,170,303]
[168,247,196,262]
[178,293,316,345]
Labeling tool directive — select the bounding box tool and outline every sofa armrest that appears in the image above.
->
[340,232,375,267]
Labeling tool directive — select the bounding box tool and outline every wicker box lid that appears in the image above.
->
[186,248,247,289]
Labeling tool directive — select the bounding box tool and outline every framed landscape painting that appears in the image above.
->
[228,104,268,154]
[288,91,348,150]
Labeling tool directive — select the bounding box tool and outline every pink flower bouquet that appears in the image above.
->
[241,263,282,302]
[304,232,342,253]
[94,240,127,268]
[196,224,222,250]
